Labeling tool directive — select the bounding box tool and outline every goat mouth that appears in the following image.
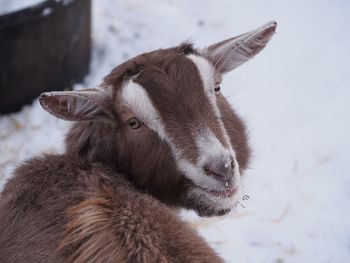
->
[199,185,238,198]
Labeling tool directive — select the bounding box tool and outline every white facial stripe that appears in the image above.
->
[187,54,215,95]
[197,129,240,186]
[121,80,168,140]
[196,129,233,164]
[121,80,185,157]
[178,159,221,187]
[187,54,235,153]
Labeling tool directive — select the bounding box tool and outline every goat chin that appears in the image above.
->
[185,185,240,217]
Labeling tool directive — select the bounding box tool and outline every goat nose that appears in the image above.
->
[203,158,235,182]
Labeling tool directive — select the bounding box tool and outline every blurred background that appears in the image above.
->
[0,0,349,262]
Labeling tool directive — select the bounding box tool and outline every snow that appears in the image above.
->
[41,7,52,16]
[1,0,350,262]
[0,0,45,15]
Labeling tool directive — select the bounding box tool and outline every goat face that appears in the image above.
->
[40,21,276,217]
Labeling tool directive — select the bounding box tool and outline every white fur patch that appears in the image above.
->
[187,54,215,95]
[121,80,168,140]
[177,159,219,187]
[197,129,232,161]
[186,54,241,191]
[187,54,236,155]
[121,80,187,158]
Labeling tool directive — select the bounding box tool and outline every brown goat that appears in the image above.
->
[0,21,276,262]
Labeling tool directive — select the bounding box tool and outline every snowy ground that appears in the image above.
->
[1,0,350,262]
[0,0,45,15]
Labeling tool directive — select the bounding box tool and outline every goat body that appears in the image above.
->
[0,155,222,262]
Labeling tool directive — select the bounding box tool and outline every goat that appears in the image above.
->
[0,21,276,262]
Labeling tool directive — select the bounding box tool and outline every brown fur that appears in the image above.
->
[0,155,223,262]
[0,21,276,262]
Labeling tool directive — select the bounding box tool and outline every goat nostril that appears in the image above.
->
[230,160,235,170]
[203,165,220,179]
[203,158,236,182]
[203,166,212,176]
[203,164,228,182]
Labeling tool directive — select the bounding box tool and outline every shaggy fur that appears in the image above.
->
[0,22,276,262]
[0,155,222,262]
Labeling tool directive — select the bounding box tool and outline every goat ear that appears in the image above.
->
[201,21,277,74]
[39,87,115,121]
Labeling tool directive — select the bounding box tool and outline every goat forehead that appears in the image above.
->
[132,56,213,120]
[186,55,215,92]
[119,66,205,140]
[119,54,234,168]
[119,53,229,141]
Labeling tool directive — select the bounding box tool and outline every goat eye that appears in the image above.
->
[127,118,143,129]
[214,85,221,94]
